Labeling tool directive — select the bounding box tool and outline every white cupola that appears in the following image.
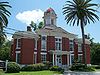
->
[43,8,57,26]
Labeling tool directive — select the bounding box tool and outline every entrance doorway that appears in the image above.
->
[57,55,62,67]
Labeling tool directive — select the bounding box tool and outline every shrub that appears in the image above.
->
[6,62,20,73]
[43,61,52,70]
[21,63,46,71]
[49,66,59,71]
[49,66,64,73]
[70,63,96,72]
[21,65,33,71]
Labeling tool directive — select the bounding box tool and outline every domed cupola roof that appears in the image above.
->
[45,7,56,15]
[46,7,54,12]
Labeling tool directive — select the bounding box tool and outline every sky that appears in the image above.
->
[2,0,100,42]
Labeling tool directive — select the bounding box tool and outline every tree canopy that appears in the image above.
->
[62,0,99,65]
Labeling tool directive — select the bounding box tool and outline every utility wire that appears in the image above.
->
[4,31,24,37]
[4,27,23,32]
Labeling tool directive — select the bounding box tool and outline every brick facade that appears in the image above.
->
[62,37,69,65]
[47,36,55,62]
[11,8,91,66]
[74,40,78,61]
[20,38,34,64]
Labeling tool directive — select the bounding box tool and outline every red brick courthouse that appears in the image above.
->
[11,8,91,67]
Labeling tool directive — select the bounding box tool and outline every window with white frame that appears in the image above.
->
[41,36,46,50]
[16,39,21,49]
[55,38,62,50]
[69,40,74,51]
[78,54,82,63]
[70,55,74,65]
[16,52,20,64]
[41,54,46,62]
[78,44,82,51]
[34,39,37,50]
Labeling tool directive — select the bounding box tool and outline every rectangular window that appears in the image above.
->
[41,36,46,50]
[34,39,37,50]
[78,44,82,51]
[16,39,21,49]
[16,53,20,64]
[55,38,62,50]
[41,54,46,63]
[71,55,74,64]
[69,40,74,51]
[46,18,50,25]
[78,54,82,63]
[51,19,54,25]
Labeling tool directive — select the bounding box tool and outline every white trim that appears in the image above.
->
[55,37,62,39]
[41,52,47,55]
[78,54,82,55]
[16,51,21,53]
[87,64,91,66]
[41,49,47,51]
[41,35,47,37]
[41,53,47,62]
[69,38,74,40]
[55,37,62,51]
[16,51,20,63]
[70,54,74,65]
[34,52,37,54]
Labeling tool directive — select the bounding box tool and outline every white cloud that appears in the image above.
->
[16,9,44,25]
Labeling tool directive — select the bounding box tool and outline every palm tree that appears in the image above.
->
[0,2,11,47]
[0,2,11,29]
[63,0,99,65]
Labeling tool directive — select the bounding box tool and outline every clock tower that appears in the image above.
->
[43,8,57,27]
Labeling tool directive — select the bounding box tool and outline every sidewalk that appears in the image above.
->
[64,71,100,75]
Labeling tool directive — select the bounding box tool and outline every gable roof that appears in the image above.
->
[36,25,77,39]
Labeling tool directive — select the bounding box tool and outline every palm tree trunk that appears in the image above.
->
[80,20,87,66]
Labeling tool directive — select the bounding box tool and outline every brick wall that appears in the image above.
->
[74,40,78,61]
[37,38,41,63]
[21,38,34,64]
[47,36,55,62]
[62,37,69,65]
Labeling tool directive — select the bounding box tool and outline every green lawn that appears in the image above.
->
[0,70,62,75]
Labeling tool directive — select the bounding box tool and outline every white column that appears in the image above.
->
[67,54,69,66]
[5,60,8,72]
[55,54,57,66]
[53,53,54,66]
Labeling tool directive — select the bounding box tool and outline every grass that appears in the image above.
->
[0,70,61,75]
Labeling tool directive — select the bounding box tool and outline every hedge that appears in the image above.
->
[6,62,20,73]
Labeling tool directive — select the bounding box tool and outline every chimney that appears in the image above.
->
[27,26,32,31]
